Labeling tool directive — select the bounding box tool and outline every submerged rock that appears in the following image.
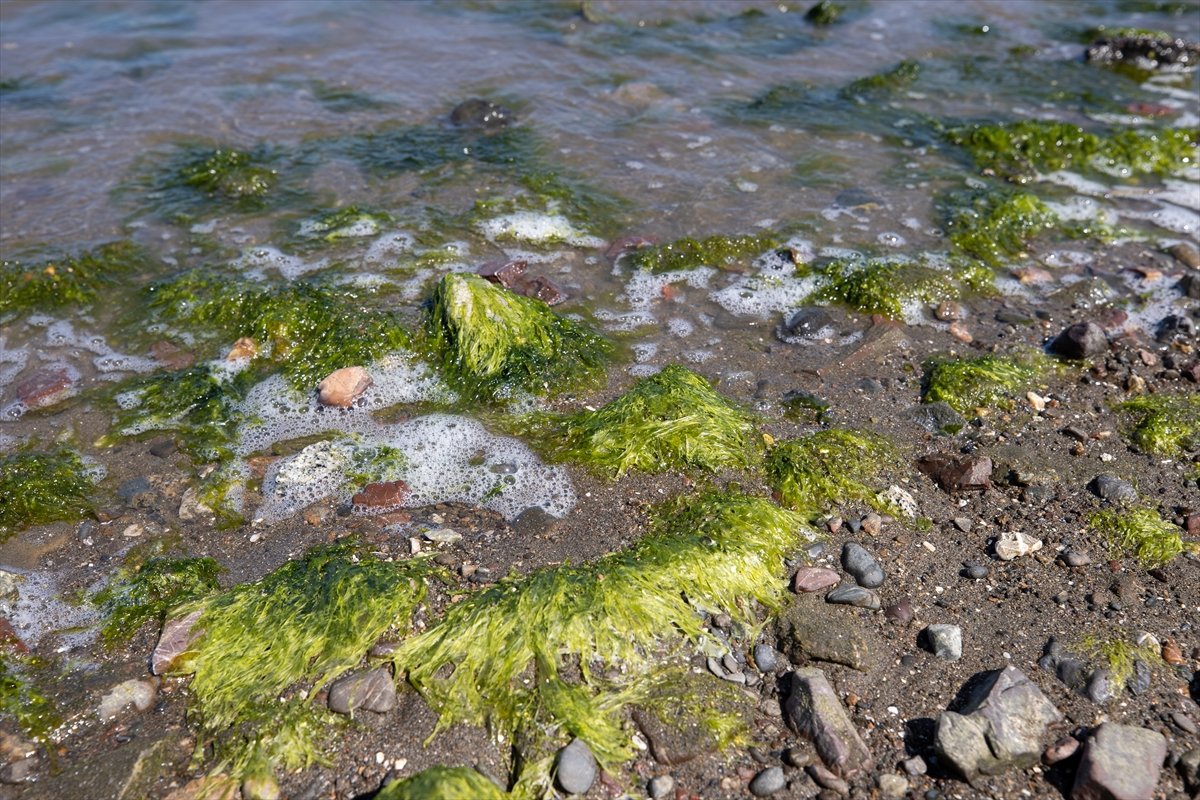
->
[351,479,409,508]
[1072,723,1166,800]
[317,366,373,408]
[98,678,156,721]
[904,401,966,435]
[1087,32,1200,70]
[448,98,512,130]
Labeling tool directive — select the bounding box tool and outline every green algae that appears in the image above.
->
[807,256,991,319]
[0,449,96,538]
[805,0,844,24]
[92,556,222,646]
[841,60,920,100]
[766,429,903,517]
[167,541,434,783]
[0,654,60,744]
[922,354,1042,415]
[300,206,393,241]
[1092,507,1193,568]
[941,189,1059,267]
[177,147,277,204]
[473,170,626,240]
[147,271,411,389]
[1080,632,1161,693]
[0,241,152,318]
[111,364,254,462]
[946,120,1198,182]
[1116,394,1200,457]
[308,80,387,113]
[319,123,538,177]
[626,234,775,273]
[425,273,611,401]
[394,490,811,782]
[547,365,758,477]
[376,766,509,800]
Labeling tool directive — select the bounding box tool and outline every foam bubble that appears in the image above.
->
[667,318,694,338]
[237,246,326,281]
[477,212,604,248]
[363,232,417,265]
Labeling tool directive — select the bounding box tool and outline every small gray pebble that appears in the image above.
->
[749,766,786,796]
[648,775,674,799]
[964,563,988,580]
[826,584,881,609]
[902,755,927,776]
[1173,712,1199,735]
[1129,659,1152,696]
[754,643,778,673]
[555,739,596,795]
[842,542,885,588]
[922,624,963,661]
[1086,668,1115,704]
[1062,549,1091,567]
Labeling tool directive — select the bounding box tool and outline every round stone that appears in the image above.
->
[749,766,786,796]
[555,739,597,795]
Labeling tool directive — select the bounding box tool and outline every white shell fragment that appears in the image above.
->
[995,531,1043,561]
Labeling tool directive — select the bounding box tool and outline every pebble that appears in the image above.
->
[317,366,373,408]
[351,480,408,508]
[1172,712,1198,735]
[793,566,841,593]
[902,755,927,776]
[1072,723,1166,800]
[806,763,849,795]
[98,679,156,721]
[423,528,462,544]
[995,531,1043,560]
[1089,474,1137,504]
[916,453,992,492]
[1086,668,1116,704]
[754,643,779,673]
[825,585,880,610]
[327,667,396,715]
[1057,658,1087,689]
[1168,241,1200,268]
[1049,321,1108,359]
[749,766,785,796]
[952,517,973,533]
[555,739,597,795]
[964,563,989,580]
[647,775,674,798]
[884,597,913,625]
[860,512,882,536]
[1128,659,1152,695]
[877,774,908,799]
[841,543,884,589]
[1061,549,1091,567]
[923,624,963,661]
[1043,736,1080,765]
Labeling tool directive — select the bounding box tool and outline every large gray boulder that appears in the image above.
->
[934,665,1062,784]
[784,667,872,777]
[1071,723,1166,800]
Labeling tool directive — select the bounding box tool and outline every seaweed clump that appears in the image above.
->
[626,234,774,273]
[941,189,1059,266]
[300,206,393,241]
[0,241,151,318]
[147,271,410,389]
[841,60,920,100]
[549,365,758,477]
[922,354,1042,414]
[1116,393,1200,457]
[394,491,810,787]
[165,542,434,785]
[92,556,222,646]
[946,120,1197,182]
[1080,632,1162,692]
[766,429,903,517]
[426,273,611,401]
[0,655,60,743]
[0,449,97,539]
[1091,507,1194,568]
[807,257,992,319]
[177,147,277,205]
[805,0,844,24]
[375,767,508,800]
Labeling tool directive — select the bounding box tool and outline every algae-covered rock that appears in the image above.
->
[922,354,1043,414]
[766,429,902,517]
[1116,393,1199,457]
[552,365,758,477]
[0,241,152,318]
[375,766,507,800]
[426,272,611,401]
[0,449,97,538]
[92,556,222,646]
[1091,507,1193,568]
[626,234,775,273]
[632,671,755,766]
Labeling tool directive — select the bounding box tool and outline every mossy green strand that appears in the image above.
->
[0,449,96,538]
[922,354,1042,414]
[946,119,1197,182]
[164,542,435,782]
[92,556,222,646]
[807,257,992,319]
[766,429,902,517]
[394,491,813,773]
[549,365,758,477]
[1117,393,1200,457]
[375,766,509,800]
[1080,633,1162,692]
[0,241,151,318]
[426,273,611,401]
[626,234,775,273]
[1091,507,1193,568]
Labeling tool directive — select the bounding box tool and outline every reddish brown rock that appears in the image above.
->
[0,618,28,654]
[225,337,258,361]
[151,609,203,675]
[476,259,527,288]
[150,340,195,370]
[518,275,567,305]
[13,364,77,409]
[605,235,654,259]
[352,480,409,508]
[917,453,993,492]
[317,366,373,408]
[792,566,840,593]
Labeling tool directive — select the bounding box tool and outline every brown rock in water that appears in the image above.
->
[0,618,28,654]
[150,340,195,370]
[476,259,527,288]
[352,480,408,508]
[917,453,992,492]
[518,275,567,306]
[224,337,258,361]
[605,235,654,259]
[13,364,77,409]
[317,366,373,408]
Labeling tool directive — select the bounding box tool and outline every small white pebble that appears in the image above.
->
[1100,452,1114,462]
[887,706,899,716]
[922,541,936,552]
[376,752,385,765]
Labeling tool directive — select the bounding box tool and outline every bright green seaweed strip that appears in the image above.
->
[807,257,992,319]
[376,766,509,800]
[166,542,435,783]
[394,491,812,774]
[766,429,903,517]
[1080,632,1162,692]
[425,273,611,402]
[626,234,776,273]
[922,354,1042,414]
[146,271,410,390]
[1116,394,1200,457]
[92,556,222,646]
[1091,507,1193,568]
[0,449,96,538]
[546,365,758,477]
[0,241,151,318]
[946,120,1197,182]
[0,655,60,744]
[943,190,1059,266]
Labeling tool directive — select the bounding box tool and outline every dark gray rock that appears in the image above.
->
[1057,658,1087,689]
[1072,723,1166,800]
[1157,313,1196,343]
[784,667,872,778]
[964,563,989,580]
[1048,321,1108,359]
[1178,747,1200,795]
[1089,475,1137,504]
[1087,32,1200,69]
[555,739,596,795]
[922,624,963,661]
[754,643,779,673]
[778,307,835,342]
[449,98,512,129]
[825,585,880,610]
[841,543,884,589]
[327,667,396,716]
[749,766,786,796]
[904,402,966,435]
[1128,659,1152,696]
[1178,272,1200,299]
[1086,668,1116,704]
[776,595,875,671]
[117,476,152,502]
[933,665,1063,785]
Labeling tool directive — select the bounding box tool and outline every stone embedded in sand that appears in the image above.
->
[317,366,373,408]
[784,667,872,777]
[328,667,396,716]
[917,453,992,492]
[793,566,840,593]
[351,479,409,508]
[14,364,78,409]
[995,531,1042,561]
[1072,723,1166,800]
[225,337,258,361]
[1048,321,1108,360]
